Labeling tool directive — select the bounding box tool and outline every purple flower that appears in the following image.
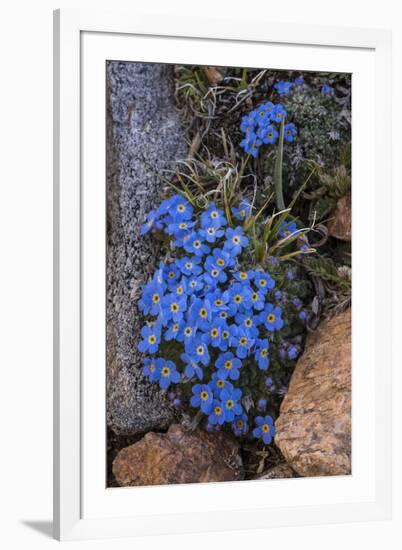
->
[299,310,307,322]
[232,413,249,436]
[257,398,267,411]
[292,297,302,310]
[287,345,299,360]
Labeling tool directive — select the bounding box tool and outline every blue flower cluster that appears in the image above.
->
[239,101,296,158]
[274,76,334,97]
[274,80,294,95]
[274,76,306,95]
[138,194,282,442]
[239,75,336,157]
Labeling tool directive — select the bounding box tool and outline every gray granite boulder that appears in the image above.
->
[106,62,187,435]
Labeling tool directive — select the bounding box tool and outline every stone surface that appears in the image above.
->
[327,193,351,241]
[256,462,298,480]
[275,309,351,477]
[106,62,187,435]
[113,423,243,486]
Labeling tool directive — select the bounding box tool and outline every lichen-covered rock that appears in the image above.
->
[106,62,187,435]
[327,193,351,241]
[275,309,351,477]
[113,423,243,486]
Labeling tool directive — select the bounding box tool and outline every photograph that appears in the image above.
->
[0,0,397,545]
[106,61,352,487]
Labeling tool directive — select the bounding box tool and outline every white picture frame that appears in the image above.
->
[53,8,392,541]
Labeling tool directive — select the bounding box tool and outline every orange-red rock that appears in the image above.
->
[113,423,242,486]
[275,309,351,477]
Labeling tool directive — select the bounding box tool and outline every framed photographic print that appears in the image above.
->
[53,8,392,541]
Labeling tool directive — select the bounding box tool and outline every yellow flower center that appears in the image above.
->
[200,308,208,318]
[177,204,185,212]
[200,391,209,400]
[149,363,155,372]
[207,228,214,235]
[262,424,270,433]
[217,259,225,267]
[211,269,219,277]
[184,327,192,336]
[193,240,201,248]
[173,323,179,332]
[239,337,247,346]
[226,399,234,409]
[215,299,223,306]
[211,328,219,338]
[224,360,232,370]
[171,303,179,313]
[196,346,204,355]
[179,223,187,229]
[261,349,268,357]
[161,367,170,377]
[185,262,192,270]
[168,271,175,279]
[214,406,223,416]
[259,279,267,287]
[211,211,218,219]
[267,313,276,323]
[239,272,248,279]
[252,293,258,301]
[217,380,225,388]
[222,330,229,339]
[152,294,160,303]
[220,312,228,319]
[233,236,240,245]
[237,419,244,428]
[234,295,242,304]
[245,319,252,327]
[148,335,156,344]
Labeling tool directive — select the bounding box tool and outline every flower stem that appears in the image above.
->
[273,118,285,211]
